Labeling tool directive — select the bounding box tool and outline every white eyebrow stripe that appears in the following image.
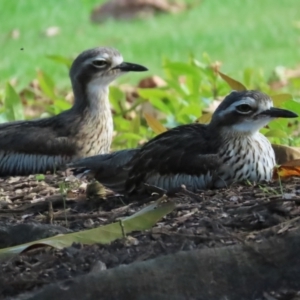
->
[233,97,256,106]
[218,97,256,117]
[84,54,123,68]
[111,55,123,68]
[101,53,110,59]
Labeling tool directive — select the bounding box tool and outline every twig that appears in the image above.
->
[48,201,53,224]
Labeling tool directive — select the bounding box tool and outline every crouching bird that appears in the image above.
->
[0,47,147,176]
[68,90,298,193]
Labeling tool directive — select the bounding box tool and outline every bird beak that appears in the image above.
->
[260,107,298,118]
[112,62,148,72]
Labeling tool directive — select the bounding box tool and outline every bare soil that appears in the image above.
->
[1,173,300,299]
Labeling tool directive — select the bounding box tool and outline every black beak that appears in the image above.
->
[261,107,298,118]
[113,62,148,72]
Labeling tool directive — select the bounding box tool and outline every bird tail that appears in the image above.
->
[67,149,138,193]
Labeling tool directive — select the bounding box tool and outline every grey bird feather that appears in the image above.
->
[68,90,298,194]
[70,149,138,193]
[0,47,147,176]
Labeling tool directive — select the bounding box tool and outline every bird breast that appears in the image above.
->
[76,106,113,157]
[132,132,276,193]
[215,132,276,188]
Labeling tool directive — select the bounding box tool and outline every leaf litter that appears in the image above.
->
[1,171,300,298]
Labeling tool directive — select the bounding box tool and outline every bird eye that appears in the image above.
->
[92,60,107,68]
[236,104,252,114]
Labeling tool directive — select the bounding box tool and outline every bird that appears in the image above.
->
[0,47,147,176]
[68,90,298,194]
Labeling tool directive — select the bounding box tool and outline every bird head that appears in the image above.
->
[70,47,148,96]
[210,90,298,136]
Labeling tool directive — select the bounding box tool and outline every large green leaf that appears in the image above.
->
[46,55,72,68]
[281,100,300,115]
[138,88,172,100]
[0,201,175,260]
[109,86,125,114]
[265,129,288,138]
[37,70,56,100]
[4,83,24,121]
[164,62,200,78]
[272,93,293,106]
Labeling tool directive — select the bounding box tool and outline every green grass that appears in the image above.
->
[0,0,300,90]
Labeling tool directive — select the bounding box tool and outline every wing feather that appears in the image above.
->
[0,112,79,175]
[68,149,138,193]
[0,151,73,176]
[126,123,223,192]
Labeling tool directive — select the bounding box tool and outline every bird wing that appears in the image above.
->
[126,123,223,192]
[68,149,139,193]
[0,117,77,176]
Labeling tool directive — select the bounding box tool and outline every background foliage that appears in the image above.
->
[1,53,300,149]
[1,0,300,89]
[0,0,300,148]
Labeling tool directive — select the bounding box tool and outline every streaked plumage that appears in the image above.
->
[69,90,298,193]
[0,47,147,176]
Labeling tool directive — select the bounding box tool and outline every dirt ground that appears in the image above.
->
[1,173,300,299]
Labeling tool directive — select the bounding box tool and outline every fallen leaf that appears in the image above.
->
[44,26,60,37]
[272,144,300,165]
[10,29,20,39]
[277,223,291,235]
[273,163,300,180]
[138,76,166,88]
[278,159,300,167]
[90,0,191,23]
[0,200,175,260]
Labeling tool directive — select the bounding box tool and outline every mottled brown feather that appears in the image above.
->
[69,90,297,194]
[125,123,223,192]
[0,47,126,176]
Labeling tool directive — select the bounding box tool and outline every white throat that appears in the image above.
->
[230,117,272,135]
[85,77,113,138]
[86,77,111,116]
[78,77,114,156]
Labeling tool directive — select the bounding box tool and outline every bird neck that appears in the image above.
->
[86,85,110,115]
[220,128,257,139]
[72,79,112,118]
[71,79,113,156]
[208,120,260,140]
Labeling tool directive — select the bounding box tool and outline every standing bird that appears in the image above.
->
[68,90,298,193]
[0,47,147,176]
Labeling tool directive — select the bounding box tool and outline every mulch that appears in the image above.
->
[1,173,300,299]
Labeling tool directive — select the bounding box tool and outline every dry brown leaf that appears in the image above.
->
[269,65,300,90]
[44,26,60,37]
[273,159,300,180]
[278,159,300,167]
[277,223,291,235]
[272,144,300,165]
[91,0,189,22]
[10,29,20,40]
[272,144,300,180]
[138,76,166,88]
[143,113,167,134]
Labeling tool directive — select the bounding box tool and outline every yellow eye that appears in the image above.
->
[236,104,252,113]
